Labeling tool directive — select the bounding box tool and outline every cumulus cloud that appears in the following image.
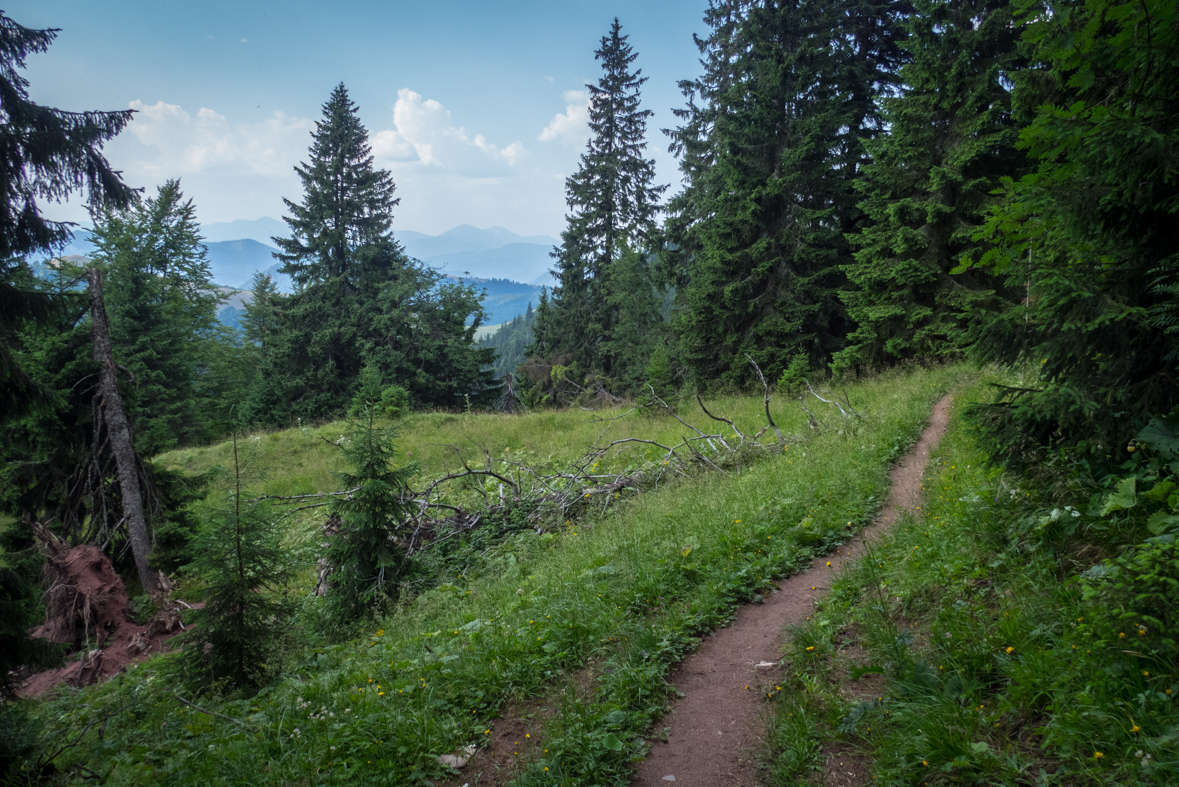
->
[123,100,313,177]
[371,88,525,173]
[538,90,590,147]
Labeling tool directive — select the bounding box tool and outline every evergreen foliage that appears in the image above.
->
[367,269,495,408]
[241,271,281,363]
[835,0,1024,372]
[601,244,666,393]
[255,84,493,422]
[531,19,666,377]
[477,302,536,379]
[665,0,907,387]
[185,436,292,689]
[322,416,418,629]
[88,180,229,455]
[0,11,135,421]
[963,0,1179,468]
[348,361,410,419]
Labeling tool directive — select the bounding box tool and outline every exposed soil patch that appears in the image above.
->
[631,393,952,787]
[19,534,191,698]
[435,697,556,787]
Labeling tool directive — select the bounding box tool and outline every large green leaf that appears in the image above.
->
[1101,477,1138,515]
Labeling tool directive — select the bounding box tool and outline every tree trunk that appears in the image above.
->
[88,267,159,592]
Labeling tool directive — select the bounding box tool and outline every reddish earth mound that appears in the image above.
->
[20,536,191,698]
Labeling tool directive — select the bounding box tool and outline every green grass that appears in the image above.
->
[155,391,828,501]
[25,365,963,786]
[764,382,1179,786]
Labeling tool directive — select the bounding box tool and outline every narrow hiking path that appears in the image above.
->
[631,393,954,787]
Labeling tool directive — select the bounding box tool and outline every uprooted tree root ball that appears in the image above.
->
[20,524,190,697]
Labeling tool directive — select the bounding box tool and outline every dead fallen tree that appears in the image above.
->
[260,359,866,595]
[259,364,796,572]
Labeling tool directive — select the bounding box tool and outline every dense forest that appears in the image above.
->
[1,0,1177,784]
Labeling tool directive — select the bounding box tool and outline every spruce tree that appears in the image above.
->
[665,0,906,387]
[323,416,418,630]
[0,11,136,421]
[269,84,404,418]
[241,271,281,361]
[963,0,1179,468]
[186,435,292,688]
[600,244,664,393]
[532,19,666,376]
[88,180,223,455]
[262,84,492,420]
[835,0,1023,372]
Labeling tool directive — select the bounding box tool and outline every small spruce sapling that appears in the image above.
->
[349,361,411,420]
[185,434,293,689]
[777,353,811,399]
[322,411,418,630]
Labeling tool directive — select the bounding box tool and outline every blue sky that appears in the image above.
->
[12,1,709,237]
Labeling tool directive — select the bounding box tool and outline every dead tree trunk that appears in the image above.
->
[88,267,159,593]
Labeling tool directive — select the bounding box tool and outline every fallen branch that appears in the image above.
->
[174,691,250,728]
[806,381,861,420]
[745,355,785,445]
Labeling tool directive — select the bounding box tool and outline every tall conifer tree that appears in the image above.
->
[532,19,666,376]
[835,0,1023,372]
[964,0,1179,467]
[0,11,136,420]
[665,0,908,387]
[89,180,222,455]
[267,84,404,419]
[259,85,492,421]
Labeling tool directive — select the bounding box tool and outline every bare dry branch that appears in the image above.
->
[695,394,750,443]
[745,354,785,445]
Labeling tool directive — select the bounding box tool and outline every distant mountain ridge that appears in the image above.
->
[55,220,554,324]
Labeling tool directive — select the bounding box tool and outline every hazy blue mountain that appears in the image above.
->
[429,243,555,283]
[238,262,294,293]
[57,228,97,258]
[54,221,552,328]
[206,239,282,288]
[399,224,557,260]
[202,216,288,245]
[447,276,543,326]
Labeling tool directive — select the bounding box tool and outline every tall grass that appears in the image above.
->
[764,383,1179,786]
[29,365,963,786]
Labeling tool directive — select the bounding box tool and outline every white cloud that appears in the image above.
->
[538,90,590,147]
[123,100,313,177]
[54,91,570,233]
[371,88,525,174]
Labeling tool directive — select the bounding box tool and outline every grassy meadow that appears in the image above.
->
[30,365,964,786]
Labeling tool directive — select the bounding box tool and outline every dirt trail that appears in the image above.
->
[632,393,953,787]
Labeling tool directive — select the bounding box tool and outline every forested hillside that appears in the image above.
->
[1,1,1177,785]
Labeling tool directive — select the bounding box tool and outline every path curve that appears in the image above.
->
[632,393,954,787]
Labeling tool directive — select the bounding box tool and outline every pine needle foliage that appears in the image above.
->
[665,0,908,387]
[322,414,418,631]
[185,435,293,690]
[0,10,135,422]
[89,180,224,455]
[256,84,493,421]
[533,19,666,376]
[835,0,1025,373]
[962,0,1179,468]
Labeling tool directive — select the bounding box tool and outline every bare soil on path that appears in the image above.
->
[631,393,953,787]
